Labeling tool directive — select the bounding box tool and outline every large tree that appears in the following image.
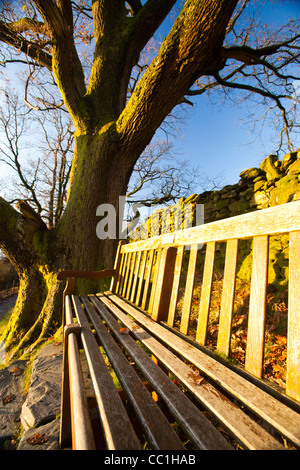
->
[0,0,299,359]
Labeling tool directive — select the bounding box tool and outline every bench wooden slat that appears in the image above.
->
[148,249,162,313]
[71,295,141,450]
[90,294,232,450]
[152,247,177,322]
[61,296,95,450]
[57,269,116,280]
[110,241,125,292]
[125,252,134,297]
[141,249,154,309]
[106,292,300,448]
[98,293,285,450]
[217,238,239,356]
[287,230,300,401]
[117,252,127,294]
[67,334,96,450]
[180,243,198,335]
[130,251,142,302]
[121,252,131,297]
[121,200,300,253]
[196,241,216,344]
[114,253,125,293]
[80,295,185,450]
[118,253,127,295]
[167,245,184,327]
[135,250,147,306]
[126,251,136,299]
[245,235,269,378]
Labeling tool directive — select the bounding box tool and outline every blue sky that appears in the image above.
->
[171,91,281,188]
[0,1,299,194]
[155,0,300,190]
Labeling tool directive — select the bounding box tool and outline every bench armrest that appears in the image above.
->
[57,269,116,280]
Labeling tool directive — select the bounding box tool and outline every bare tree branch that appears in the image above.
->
[0,19,52,69]
[117,0,238,160]
[126,138,220,207]
[126,0,143,16]
[223,34,300,65]
[31,0,88,130]
[183,9,300,153]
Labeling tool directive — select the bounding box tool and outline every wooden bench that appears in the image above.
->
[57,200,300,451]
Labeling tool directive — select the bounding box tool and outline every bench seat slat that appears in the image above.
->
[97,293,285,450]
[80,294,185,450]
[71,295,141,450]
[105,292,300,448]
[89,294,232,450]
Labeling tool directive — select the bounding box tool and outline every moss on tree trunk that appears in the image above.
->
[1,129,132,360]
[0,0,239,360]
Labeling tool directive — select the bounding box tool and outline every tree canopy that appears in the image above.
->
[0,0,299,359]
[0,1,298,149]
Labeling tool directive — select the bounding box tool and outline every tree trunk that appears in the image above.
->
[0,0,239,360]
[1,269,62,359]
[57,128,126,272]
[1,129,134,360]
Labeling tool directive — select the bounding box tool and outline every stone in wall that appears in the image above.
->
[260,154,283,182]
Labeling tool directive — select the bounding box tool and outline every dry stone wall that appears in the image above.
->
[198,148,300,223]
[131,149,300,289]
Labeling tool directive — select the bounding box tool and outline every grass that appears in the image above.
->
[0,306,14,370]
[0,308,13,337]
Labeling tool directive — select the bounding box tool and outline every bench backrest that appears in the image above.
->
[110,200,300,402]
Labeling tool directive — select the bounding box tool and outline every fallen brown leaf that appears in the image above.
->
[119,327,130,335]
[188,371,204,386]
[2,394,16,405]
[9,368,21,376]
[27,433,50,446]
